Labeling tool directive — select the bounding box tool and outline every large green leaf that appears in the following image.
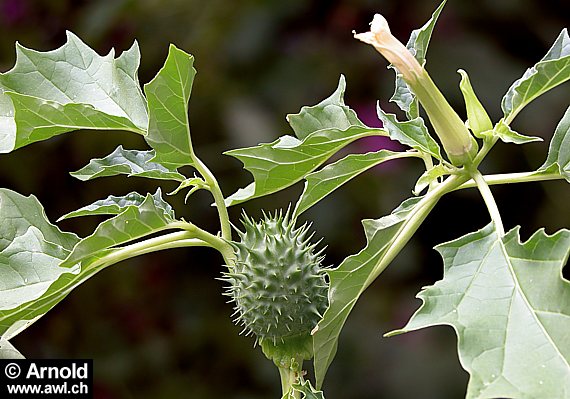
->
[502,29,570,122]
[0,251,120,340]
[312,197,422,388]
[225,126,386,206]
[377,106,442,159]
[294,150,416,217]
[286,75,365,140]
[144,45,196,169]
[0,31,148,153]
[60,192,176,268]
[58,188,173,221]
[388,223,570,399]
[70,145,185,182]
[540,105,570,182]
[390,0,446,119]
[0,189,80,338]
[0,190,176,340]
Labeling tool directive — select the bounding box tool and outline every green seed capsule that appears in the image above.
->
[223,210,328,348]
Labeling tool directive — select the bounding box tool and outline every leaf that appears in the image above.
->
[60,192,176,267]
[0,338,24,359]
[225,127,386,206]
[0,31,148,153]
[0,189,80,337]
[502,29,570,121]
[390,0,446,118]
[294,150,415,217]
[540,105,570,182]
[388,223,570,399]
[0,190,178,340]
[286,75,365,140]
[168,176,209,203]
[487,119,542,145]
[58,188,173,221]
[377,105,442,159]
[144,45,196,169]
[413,164,450,195]
[292,380,326,399]
[312,197,422,388]
[70,145,185,182]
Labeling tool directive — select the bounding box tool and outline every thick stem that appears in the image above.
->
[278,358,302,399]
[470,169,505,236]
[364,173,469,288]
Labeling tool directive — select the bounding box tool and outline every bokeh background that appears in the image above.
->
[0,0,568,398]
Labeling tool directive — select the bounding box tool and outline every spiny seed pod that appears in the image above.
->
[223,210,329,353]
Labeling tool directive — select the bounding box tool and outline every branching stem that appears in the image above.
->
[192,156,233,242]
[363,173,469,288]
[169,220,234,264]
[470,169,505,236]
[457,171,563,189]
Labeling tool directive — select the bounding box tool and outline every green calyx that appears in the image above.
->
[410,69,479,166]
[223,210,329,358]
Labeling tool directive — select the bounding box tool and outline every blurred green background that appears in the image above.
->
[0,0,568,398]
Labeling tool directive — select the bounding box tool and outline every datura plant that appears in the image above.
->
[0,1,569,398]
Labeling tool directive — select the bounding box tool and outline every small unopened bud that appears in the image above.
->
[458,69,493,138]
[355,14,478,166]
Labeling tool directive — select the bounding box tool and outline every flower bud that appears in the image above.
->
[354,14,478,165]
[458,69,493,138]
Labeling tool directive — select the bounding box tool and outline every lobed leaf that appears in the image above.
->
[0,189,80,338]
[0,189,174,342]
[540,105,570,182]
[0,248,125,342]
[294,150,416,217]
[377,105,442,159]
[225,127,386,206]
[0,31,148,153]
[70,145,185,182]
[58,188,173,221]
[286,75,365,140]
[390,0,447,119]
[60,192,176,268]
[312,197,422,388]
[388,223,570,399]
[502,29,570,122]
[144,45,197,169]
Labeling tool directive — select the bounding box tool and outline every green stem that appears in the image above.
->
[364,173,469,288]
[470,169,505,236]
[457,171,563,189]
[192,156,232,243]
[169,220,234,264]
[278,358,302,399]
[87,231,211,270]
[472,136,498,169]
